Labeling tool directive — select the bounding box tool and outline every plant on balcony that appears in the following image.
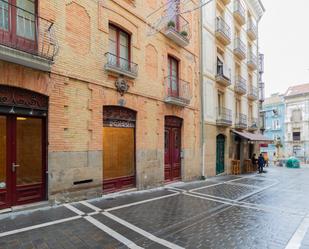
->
[167,20,176,29]
[180,31,188,37]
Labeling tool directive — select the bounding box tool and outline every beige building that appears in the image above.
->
[0,0,201,209]
[201,0,265,176]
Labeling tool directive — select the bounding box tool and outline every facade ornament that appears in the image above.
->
[115,76,129,96]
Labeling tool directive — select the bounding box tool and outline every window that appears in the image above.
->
[273,119,280,130]
[109,24,131,68]
[167,56,179,97]
[293,132,301,141]
[291,109,302,122]
[0,0,36,48]
[235,99,241,116]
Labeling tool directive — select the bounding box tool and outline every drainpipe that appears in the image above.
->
[199,0,206,179]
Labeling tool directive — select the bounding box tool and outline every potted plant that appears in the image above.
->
[180,30,188,37]
[167,20,175,29]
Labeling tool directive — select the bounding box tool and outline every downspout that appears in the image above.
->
[199,0,206,179]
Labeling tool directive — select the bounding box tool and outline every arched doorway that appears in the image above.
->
[164,116,182,182]
[216,134,225,175]
[0,85,48,209]
[103,106,136,192]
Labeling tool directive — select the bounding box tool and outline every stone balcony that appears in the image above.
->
[104,53,138,79]
[234,38,246,60]
[233,0,246,25]
[216,107,232,127]
[247,51,257,70]
[215,17,231,46]
[235,113,248,129]
[247,19,257,40]
[0,1,58,72]
[234,75,247,95]
[248,85,258,100]
[164,76,191,107]
[163,15,190,47]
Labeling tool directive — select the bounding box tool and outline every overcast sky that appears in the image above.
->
[259,0,309,97]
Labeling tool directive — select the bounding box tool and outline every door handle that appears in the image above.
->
[12,163,20,172]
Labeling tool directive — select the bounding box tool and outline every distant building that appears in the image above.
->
[284,84,309,163]
[261,93,285,160]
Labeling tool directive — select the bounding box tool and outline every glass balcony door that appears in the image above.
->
[168,56,179,97]
[0,0,36,52]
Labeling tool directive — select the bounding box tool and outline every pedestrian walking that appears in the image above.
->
[258,153,265,173]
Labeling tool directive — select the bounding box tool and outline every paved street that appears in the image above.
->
[1,166,309,249]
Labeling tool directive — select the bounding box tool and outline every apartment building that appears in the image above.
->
[201,0,265,175]
[284,84,309,163]
[261,93,285,160]
[0,0,201,209]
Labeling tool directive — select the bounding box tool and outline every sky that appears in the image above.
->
[259,0,309,98]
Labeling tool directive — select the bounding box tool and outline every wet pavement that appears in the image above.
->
[0,166,309,249]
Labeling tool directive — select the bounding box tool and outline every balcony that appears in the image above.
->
[248,117,258,131]
[247,51,257,70]
[164,76,191,107]
[104,53,138,79]
[216,107,232,127]
[215,17,231,46]
[233,0,245,25]
[0,1,58,72]
[163,15,190,47]
[216,62,231,87]
[234,75,247,95]
[234,38,246,60]
[247,19,257,40]
[248,85,258,100]
[235,113,247,129]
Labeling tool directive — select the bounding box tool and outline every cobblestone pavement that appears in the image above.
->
[1,166,309,249]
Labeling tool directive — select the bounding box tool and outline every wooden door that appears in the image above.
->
[216,134,225,175]
[0,115,46,209]
[164,117,182,182]
[102,106,136,193]
[103,127,135,192]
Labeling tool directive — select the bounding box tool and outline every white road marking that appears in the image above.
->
[0,216,81,237]
[105,192,179,212]
[84,216,144,249]
[79,201,102,212]
[103,212,185,249]
[63,204,85,216]
[285,216,309,249]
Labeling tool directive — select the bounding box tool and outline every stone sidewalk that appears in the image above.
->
[0,166,309,249]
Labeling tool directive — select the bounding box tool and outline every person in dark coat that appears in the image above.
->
[258,153,265,173]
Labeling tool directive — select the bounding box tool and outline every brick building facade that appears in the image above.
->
[0,0,201,208]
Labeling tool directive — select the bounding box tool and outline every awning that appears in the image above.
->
[231,130,273,142]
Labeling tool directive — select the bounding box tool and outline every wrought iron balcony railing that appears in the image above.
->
[164,15,190,47]
[234,75,247,95]
[104,52,138,79]
[247,19,257,40]
[215,17,231,45]
[248,85,258,100]
[216,63,231,87]
[234,0,245,25]
[234,38,246,60]
[247,50,257,70]
[0,0,58,62]
[216,107,232,127]
[235,113,247,129]
[248,117,258,130]
[164,76,191,107]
